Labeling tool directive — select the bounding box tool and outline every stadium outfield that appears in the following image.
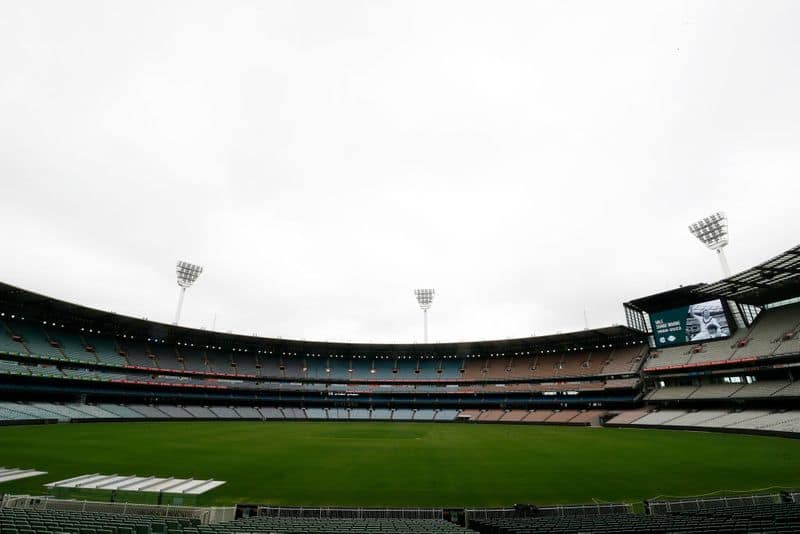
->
[0,245,799,532]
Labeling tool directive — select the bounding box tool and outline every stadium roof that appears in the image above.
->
[694,245,800,305]
[626,244,800,313]
[624,285,707,314]
[0,281,646,355]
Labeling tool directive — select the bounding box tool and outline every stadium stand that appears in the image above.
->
[184,405,217,418]
[688,382,744,399]
[545,410,581,423]
[733,303,800,358]
[662,409,729,426]
[97,404,145,418]
[646,385,698,401]
[569,409,605,424]
[349,408,371,420]
[694,410,772,428]
[211,406,240,419]
[499,410,528,422]
[414,409,436,421]
[731,380,792,398]
[214,516,470,533]
[643,303,800,371]
[476,409,504,422]
[233,406,262,419]
[435,409,459,421]
[773,380,800,397]
[468,501,800,533]
[5,320,65,361]
[83,333,128,366]
[45,328,98,364]
[129,404,170,418]
[305,407,327,419]
[627,409,687,426]
[159,405,194,418]
[458,409,482,421]
[258,407,284,419]
[523,410,553,423]
[603,407,800,437]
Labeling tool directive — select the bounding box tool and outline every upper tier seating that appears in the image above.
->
[645,303,800,370]
[732,303,800,359]
[83,333,128,366]
[44,327,98,364]
[599,345,647,374]
[0,317,653,388]
[4,320,66,360]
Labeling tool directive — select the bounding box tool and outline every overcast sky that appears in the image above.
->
[1,1,799,343]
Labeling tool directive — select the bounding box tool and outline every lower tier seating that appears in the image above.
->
[606,408,800,435]
[0,508,471,534]
[469,502,800,534]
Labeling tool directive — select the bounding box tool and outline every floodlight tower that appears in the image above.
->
[174,261,204,325]
[414,289,435,343]
[688,211,731,277]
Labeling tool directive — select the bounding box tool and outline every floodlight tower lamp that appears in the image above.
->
[414,288,435,343]
[688,211,731,277]
[174,261,204,325]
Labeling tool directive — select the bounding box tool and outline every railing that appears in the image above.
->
[464,503,632,527]
[647,493,780,514]
[256,505,444,519]
[0,494,235,524]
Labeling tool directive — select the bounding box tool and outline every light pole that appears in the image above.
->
[414,289,435,343]
[174,261,203,325]
[689,212,731,277]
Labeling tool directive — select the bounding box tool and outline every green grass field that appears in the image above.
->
[1,421,800,507]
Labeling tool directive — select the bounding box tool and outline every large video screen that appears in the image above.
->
[650,299,732,348]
